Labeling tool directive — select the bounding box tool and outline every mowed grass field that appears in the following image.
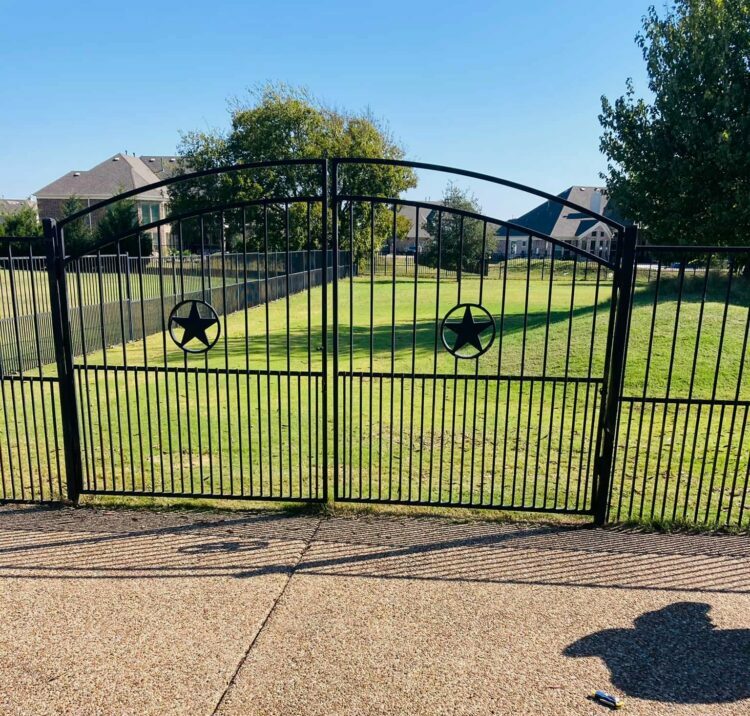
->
[1,263,749,526]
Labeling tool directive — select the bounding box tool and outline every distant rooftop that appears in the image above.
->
[0,198,36,216]
[503,186,623,238]
[35,153,184,201]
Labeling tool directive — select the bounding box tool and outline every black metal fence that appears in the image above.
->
[610,246,750,527]
[0,251,348,374]
[369,253,609,282]
[0,240,64,502]
[0,158,748,530]
[333,193,621,517]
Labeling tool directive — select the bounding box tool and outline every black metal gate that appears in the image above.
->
[55,160,331,503]
[1,158,637,523]
[331,160,630,519]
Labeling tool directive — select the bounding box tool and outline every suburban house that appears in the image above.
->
[393,204,438,253]
[0,198,38,221]
[392,202,501,255]
[34,153,183,248]
[498,186,622,260]
[392,188,618,261]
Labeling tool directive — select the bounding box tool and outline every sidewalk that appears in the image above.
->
[1,505,748,715]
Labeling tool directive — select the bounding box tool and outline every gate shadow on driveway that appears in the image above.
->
[0,505,316,579]
[565,602,750,705]
[2,506,750,713]
[1,506,749,596]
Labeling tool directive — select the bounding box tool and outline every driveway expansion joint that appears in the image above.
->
[210,516,324,715]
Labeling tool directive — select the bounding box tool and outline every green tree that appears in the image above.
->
[420,184,486,273]
[60,196,94,256]
[169,83,417,260]
[0,205,43,256]
[0,205,41,237]
[599,0,750,252]
[96,198,152,257]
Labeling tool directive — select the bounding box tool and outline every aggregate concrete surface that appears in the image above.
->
[1,505,748,715]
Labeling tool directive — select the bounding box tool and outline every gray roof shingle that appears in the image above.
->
[503,186,617,238]
[137,155,184,180]
[34,153,171,201]
[398,205,436,240]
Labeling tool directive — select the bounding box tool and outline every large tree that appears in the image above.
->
[420,184,486,273]
[169,83,417,258]
[599,0,750,248]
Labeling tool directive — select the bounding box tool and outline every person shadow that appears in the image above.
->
[564,602,750,704]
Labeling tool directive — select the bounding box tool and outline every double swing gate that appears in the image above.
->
[0,158,646,524]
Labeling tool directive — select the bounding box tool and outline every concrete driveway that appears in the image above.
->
[0,505,748,715]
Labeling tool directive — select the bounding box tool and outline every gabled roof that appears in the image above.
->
[502,186,617,238]
[34,153,173,201]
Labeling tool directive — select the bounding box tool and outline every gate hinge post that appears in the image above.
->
[593,224,638,526]
[44,218,84,504]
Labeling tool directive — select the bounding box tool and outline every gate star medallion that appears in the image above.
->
[168,300,221,354]
[441,303,496,359]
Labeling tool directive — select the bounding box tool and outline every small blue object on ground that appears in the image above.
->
[591,690,624,709]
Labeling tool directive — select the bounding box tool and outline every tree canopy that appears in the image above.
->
[0,206,41,238]
[169,84,417,258]
[0,205,43,256]
[420,184,486,273]
[599,0,750,249]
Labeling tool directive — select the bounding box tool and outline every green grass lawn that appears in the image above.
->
[2,266,749,527]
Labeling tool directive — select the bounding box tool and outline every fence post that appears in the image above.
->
[321,159,330,503]
[594,224,638,526]
[44,219,83,504]
[330,159,339,502]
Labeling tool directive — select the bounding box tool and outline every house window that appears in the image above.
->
[140,202,160,224]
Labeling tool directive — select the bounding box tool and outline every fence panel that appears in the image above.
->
[0,241,65,502]
[609,246,750,528]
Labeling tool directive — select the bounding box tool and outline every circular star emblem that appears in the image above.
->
[441,303,496,359]
[168,299,221,354]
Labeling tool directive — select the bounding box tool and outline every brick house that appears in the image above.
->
[34,153,182,249]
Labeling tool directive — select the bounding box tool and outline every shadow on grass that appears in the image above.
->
[156,271,748,371]
[160,300,614,371]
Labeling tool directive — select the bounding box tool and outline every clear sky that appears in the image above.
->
[0,0,652,218]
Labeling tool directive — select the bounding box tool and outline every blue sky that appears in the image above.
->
[0,0,652,218]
